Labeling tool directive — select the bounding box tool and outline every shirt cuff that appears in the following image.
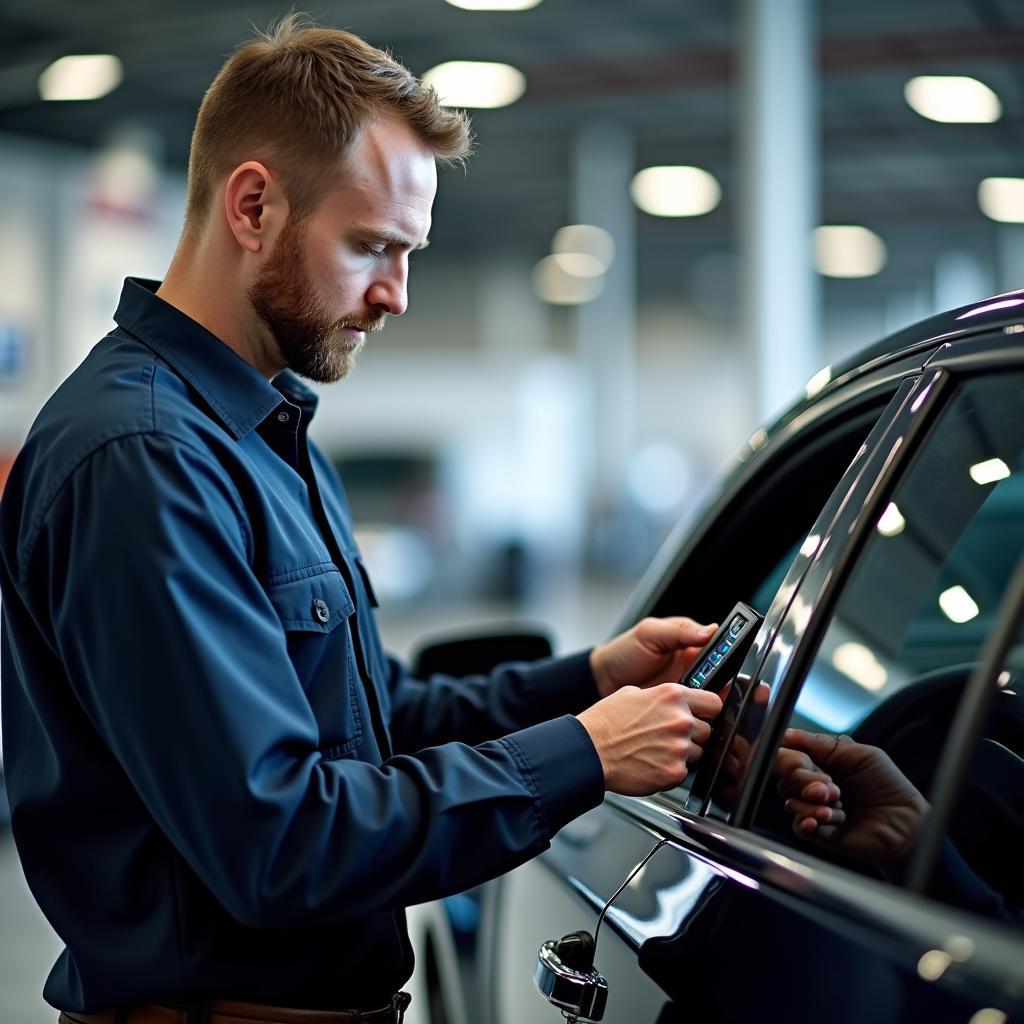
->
[519,649,600,719]
[500,714,605,840]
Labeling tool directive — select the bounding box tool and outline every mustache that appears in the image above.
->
[338,312,387,334]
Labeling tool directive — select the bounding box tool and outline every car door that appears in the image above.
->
[484,330,1024,1024]
[481,346,935,1024]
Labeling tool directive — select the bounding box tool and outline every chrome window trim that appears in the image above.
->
[728,367,952,825]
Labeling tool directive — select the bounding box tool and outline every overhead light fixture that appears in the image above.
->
[421,61,525,108]
[445,0,542,7]
[877,502,906,537]
[979,177,1024,223]
[630,165,721,218]
[39,54,123,101]
[904,76,1001,124]
[552,224,615,272]
[970,458,1011,485]
[814,225,887,278]
[532,255,604,305]
[551,252,605,278]
[939,585,980,624]
[832,642,888,692]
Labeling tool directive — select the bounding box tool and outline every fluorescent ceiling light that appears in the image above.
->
[877,502,906,537]
[533,255,604,305]
[39,54,123,101]
[446,0,542,7]
[814,225,887,278]
[422,61,525,108]
[832,642,888,692]
[969,458,1011,485]
[979,177,1024,223]
[939,585,980,624]
[552,224,615,271]
[551,252,605,278]
[904,75,1001,124]
[630,166,721,218]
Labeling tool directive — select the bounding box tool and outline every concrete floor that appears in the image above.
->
[0,579,631,1019]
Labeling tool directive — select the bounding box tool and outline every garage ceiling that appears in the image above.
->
[2,0,1024,303]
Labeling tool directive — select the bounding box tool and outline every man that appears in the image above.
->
[0,17,723,1024]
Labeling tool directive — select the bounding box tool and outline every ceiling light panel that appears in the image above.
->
[445,0,542,8]
[533,255,604,305]
[979,178,1024,223]
[630,166,721,218]
[814,225,887,278]
[552,225,615,271]
[877,502,906,538]
[422,61,525,108]
[904,76,1001,124]
[939,585,980,624]
[969,458,1011,485]
[39,54,123,101]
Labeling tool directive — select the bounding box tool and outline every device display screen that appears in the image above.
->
[684,602,763,693]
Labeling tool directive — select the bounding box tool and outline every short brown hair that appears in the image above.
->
[184,14,472,231]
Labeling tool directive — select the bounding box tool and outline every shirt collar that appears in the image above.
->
[112,277,319,438]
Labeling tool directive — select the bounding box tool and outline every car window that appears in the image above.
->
[741,373,1024,924]
[646,402,886,629]
[923,624,1024,927]
[649,400,889,806]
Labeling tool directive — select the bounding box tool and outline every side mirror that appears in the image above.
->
[411,629,553,679]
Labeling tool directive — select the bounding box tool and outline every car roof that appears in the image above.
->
[762,287,1024,443]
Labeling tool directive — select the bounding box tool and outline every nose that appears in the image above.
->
[366,261,409,317]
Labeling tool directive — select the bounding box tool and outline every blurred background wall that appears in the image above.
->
[2,0,1024,1017]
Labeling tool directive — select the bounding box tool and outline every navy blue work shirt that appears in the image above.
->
[0,278,605,1013]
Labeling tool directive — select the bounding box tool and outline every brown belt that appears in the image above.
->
[58,992,411,1024]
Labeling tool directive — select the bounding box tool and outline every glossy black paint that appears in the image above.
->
[478,296,1024,1024]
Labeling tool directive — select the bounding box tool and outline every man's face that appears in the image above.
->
[249,114,437,383]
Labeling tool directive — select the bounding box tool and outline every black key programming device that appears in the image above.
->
[683,602,763,693]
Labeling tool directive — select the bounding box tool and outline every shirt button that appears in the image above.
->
[277,411,290,423]
[313,598,330,623]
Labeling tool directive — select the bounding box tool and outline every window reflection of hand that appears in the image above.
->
[717,681,771,803]
[775,729,930,872]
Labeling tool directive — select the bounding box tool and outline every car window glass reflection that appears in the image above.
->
[738,374,1024,926]
[924,634,1024,926]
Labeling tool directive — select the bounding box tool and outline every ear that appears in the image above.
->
[223,161,289,254]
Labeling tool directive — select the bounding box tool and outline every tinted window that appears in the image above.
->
[748,374,1024,924]
[926,626,1024,927]
[654,402,887,806]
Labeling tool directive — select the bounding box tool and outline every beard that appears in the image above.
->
[248,217,385,384]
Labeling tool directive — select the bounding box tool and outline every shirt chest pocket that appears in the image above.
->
[263,565,363,757]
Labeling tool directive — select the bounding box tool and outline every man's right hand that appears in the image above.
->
[577,683,724,796]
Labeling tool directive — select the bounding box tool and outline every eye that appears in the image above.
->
[362,243,386,259]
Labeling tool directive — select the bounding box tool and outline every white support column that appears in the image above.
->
[740,0,821,422]
[571,121,637,509]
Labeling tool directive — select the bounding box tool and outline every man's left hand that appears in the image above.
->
[590,617,717,700]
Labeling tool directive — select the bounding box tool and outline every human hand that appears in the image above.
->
[775,729,930,870]
[589,617,717,700]
[577,683,724,796]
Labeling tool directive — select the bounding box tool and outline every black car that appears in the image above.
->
[415,293,1024,1024]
